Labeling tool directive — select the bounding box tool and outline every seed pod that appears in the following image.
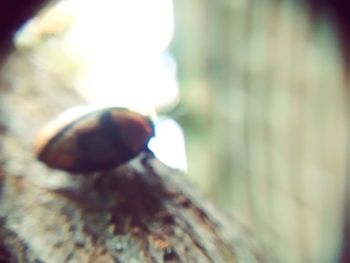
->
[34,107,154,173]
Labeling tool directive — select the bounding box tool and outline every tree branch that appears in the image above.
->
[0,1,269,262]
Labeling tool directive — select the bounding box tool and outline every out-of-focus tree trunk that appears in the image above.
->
[304,1,350,262]
[172,0,348,262]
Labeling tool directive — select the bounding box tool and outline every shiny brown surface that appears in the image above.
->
[35,107,154,173]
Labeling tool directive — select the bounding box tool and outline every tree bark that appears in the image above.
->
[0,1,269,261]
[0,53,268,263]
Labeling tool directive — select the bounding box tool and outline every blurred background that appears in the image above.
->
[10,0,350,262]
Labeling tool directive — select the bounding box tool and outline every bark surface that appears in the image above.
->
[0,52,268,263]
[0,0,268,262]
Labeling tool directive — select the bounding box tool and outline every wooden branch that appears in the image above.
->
[0,1,269,261]
[0,152,266,262]
[0,52,269,262]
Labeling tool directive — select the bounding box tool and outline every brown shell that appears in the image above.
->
[34,107,154,173]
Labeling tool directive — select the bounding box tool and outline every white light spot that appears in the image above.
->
[149,119,187,171]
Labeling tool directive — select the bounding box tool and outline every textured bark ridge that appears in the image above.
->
[0,54,268,262]
[0,0,269,259]
[0,152,266,263]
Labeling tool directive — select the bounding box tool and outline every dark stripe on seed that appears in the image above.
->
[98,110,135,162]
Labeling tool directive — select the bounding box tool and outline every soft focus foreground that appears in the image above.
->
[8,0,350,262]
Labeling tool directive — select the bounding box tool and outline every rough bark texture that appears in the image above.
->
[0,5,274,258]
[0,153,262,263]
[0,52,269,262]
[0,0,270,262]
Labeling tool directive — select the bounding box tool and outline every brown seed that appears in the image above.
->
[34,107,154,173]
